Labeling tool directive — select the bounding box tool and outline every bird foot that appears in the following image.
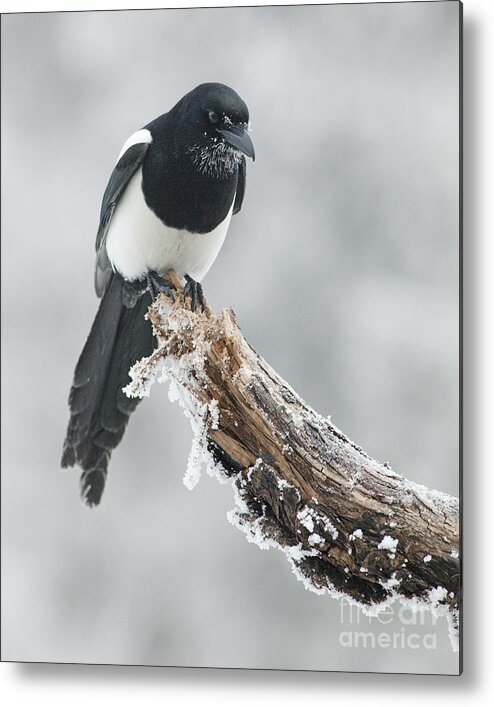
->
[183,274,205,312]
[121,271,176,308]
[146,270,176,301]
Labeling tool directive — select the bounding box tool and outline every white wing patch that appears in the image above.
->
[117,129,152,162]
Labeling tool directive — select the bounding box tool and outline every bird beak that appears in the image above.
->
[217,125,255,161]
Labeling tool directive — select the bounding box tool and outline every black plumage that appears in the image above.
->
[95,141,150,296]
[61,83,254,506]
[61,274,154,506]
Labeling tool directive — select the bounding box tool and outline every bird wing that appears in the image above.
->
[232,155,246,215]
[94,140,151,297]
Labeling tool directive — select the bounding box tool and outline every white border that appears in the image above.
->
[2,0,493,702]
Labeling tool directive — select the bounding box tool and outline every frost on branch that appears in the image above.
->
[124,273,461,651]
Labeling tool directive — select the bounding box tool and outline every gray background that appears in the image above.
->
[1,2,460,673]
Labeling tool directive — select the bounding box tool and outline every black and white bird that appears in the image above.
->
[61,83,255,507]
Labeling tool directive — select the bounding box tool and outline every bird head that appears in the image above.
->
[177,83,255,178]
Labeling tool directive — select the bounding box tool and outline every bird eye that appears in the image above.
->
[208,110,219,124]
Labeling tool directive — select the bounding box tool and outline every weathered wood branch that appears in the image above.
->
[125,271,460,642]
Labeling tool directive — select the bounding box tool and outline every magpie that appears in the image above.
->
[61,82,255,507]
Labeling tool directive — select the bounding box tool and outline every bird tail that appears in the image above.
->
[61,273,155,506]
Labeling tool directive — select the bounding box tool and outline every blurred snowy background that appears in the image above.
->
[1,2,459,673]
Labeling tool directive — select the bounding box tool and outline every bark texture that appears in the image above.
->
[125,272,460,625]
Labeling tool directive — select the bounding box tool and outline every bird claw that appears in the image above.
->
[183,275,205,312]
[146,271,177,301]
[122,271,176,307]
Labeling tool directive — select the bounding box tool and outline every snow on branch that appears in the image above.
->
[124,271,460,650]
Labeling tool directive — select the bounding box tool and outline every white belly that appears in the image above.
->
[105,167,233,282]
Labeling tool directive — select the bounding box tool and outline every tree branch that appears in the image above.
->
[124,271,460,648]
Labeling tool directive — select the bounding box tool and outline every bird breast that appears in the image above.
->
[105,167,234,283]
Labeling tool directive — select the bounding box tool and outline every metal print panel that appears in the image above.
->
[1,0,461,675]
